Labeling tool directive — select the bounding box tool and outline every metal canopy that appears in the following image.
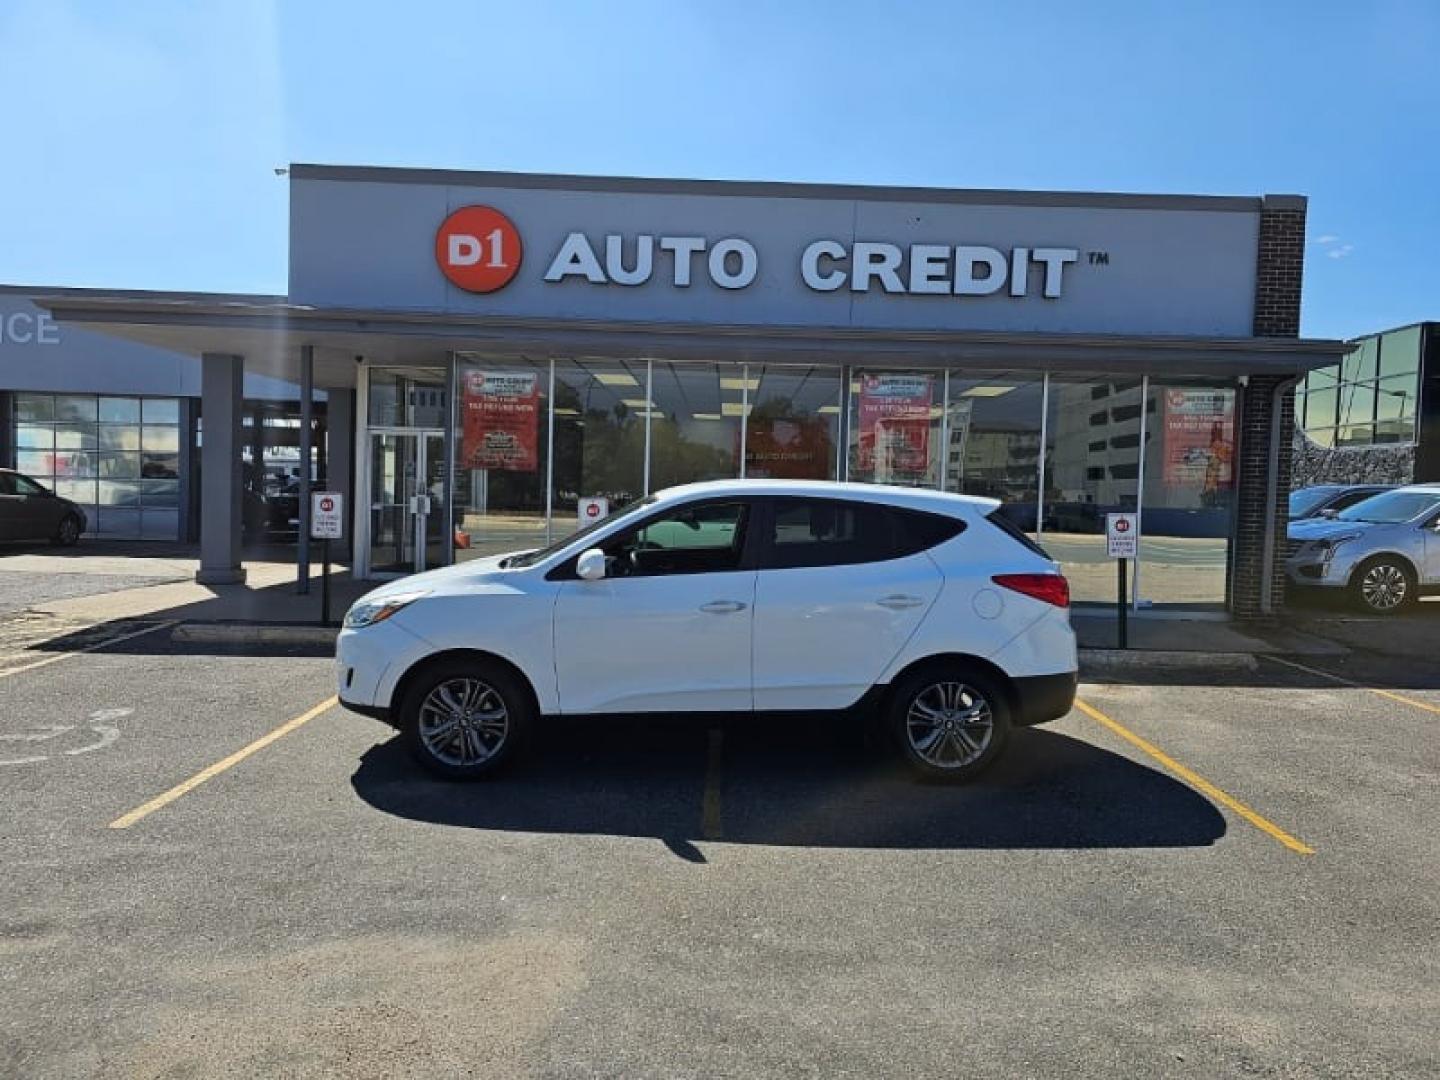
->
[37,291,1351,386]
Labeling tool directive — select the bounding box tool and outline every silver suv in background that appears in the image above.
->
[1286,484,1440,613]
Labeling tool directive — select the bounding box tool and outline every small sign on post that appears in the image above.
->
[310,492,344,627]
[1105,513,1138,649]
[578,496,610,525]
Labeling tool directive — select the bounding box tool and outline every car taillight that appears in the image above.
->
[992,573,1070,608]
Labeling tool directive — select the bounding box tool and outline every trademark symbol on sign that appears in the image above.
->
[1087,251,1109,266]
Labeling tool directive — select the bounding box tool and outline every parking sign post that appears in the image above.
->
[310,492,344,627]
[1105,513,1139,649]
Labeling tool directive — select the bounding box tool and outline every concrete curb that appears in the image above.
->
[171,623,339,646]
[1079,647,1258,676]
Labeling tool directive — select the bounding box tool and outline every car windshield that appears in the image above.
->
[1288,488,1337,518]
[1335,490,1440,524]
[503,496,658,568]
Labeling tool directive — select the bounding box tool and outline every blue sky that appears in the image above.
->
[1,0,1435,340]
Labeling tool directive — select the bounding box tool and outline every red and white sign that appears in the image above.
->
[1162,388,1234,497]
[1106,513,1138,558]
[435,205,523,293]
[461,370,541,471]
[856,374,933,480]
[310,491,344,540]
[578,496,610,524]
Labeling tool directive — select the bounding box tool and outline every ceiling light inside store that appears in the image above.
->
[692,413,723,420]
[721,402,753,417]
[552,407,580,416]
[621,399,657,408]
[595,373,639,386]
[961,386,1015,397]
[719,377,760,391]
[818,405,841,414]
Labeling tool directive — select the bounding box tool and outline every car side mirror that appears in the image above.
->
[1317,508,1338,519]
[576,548,607,581]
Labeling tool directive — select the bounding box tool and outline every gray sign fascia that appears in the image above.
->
[288,168,1264,338]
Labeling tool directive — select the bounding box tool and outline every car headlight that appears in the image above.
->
[1317,533,1361,556]
[343,589,430,629]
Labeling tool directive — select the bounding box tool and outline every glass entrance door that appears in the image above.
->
[368,430,446,575]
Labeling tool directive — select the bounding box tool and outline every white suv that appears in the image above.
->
[337,480,1077,782]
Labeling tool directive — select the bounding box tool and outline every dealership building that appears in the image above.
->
[22,165,1349,615]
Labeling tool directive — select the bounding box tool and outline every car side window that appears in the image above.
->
[1331,490,1376,512]
[891,508,966,557]
[11,475,44,496]
[600,501,751,577]
[763,498,895,570]
[0,474,15,496]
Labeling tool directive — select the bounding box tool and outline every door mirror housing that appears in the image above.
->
[1317,507,1339,519]
[576,548,607,581]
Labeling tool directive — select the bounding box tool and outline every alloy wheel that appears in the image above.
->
[417,677,509,767]
[59,518,79,544]
[905,681,994,769]
[1360,563,1408,612]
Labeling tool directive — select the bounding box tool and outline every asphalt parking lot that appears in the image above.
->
[2,628,1438,1078]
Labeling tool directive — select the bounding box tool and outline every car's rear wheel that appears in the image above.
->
[888,665,1011,783]
[52,514,81,547]
[1351,557,1415,615]
[399,659,531,780]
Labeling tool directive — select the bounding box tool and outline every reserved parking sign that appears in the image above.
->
[1105,513,1138,558]
[311,491,344,540]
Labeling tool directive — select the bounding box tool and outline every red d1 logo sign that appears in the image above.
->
[435,206,522,293]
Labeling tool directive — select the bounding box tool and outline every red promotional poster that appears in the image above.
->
[857,374,934,479]
[1162,389,1234,500]
[461,370,541,471]
[743,415,834,480]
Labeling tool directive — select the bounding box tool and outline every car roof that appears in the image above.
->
[649,479,1000,517]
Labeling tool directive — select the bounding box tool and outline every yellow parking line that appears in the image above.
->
[1262,654,1440,717]
[0,620,176,680]
[1073,697,1315,856]
[109,696,337,829]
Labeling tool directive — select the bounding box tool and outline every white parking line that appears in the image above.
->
[0,620,176,680]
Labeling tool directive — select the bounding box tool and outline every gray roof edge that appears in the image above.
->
[35,294,1349,354]
[0,283,285,304]
[288,163,1267,213]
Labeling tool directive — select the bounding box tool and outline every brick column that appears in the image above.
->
[1231,196,1306,617]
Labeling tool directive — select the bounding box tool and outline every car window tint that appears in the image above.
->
[603,501,749,577]
[0,474,15,496]
[765,498,895,569]
[12,475,44,496]
[892,508,966,558]
[1330,490,1377,511]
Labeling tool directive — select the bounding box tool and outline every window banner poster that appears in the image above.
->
[857,373,934,480]
[1162,389,1234,493]
[461,370,541,472]
[743,414,834,480]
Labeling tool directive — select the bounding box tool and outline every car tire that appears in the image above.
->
[399,659,532,780]
[1350,556,1416,615]
[887,664,1012,783]
[52,514,81,547]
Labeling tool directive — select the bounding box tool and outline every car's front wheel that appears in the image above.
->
[1351,556,1415,615]
[399,659,532,780]
[887,665,1012,783]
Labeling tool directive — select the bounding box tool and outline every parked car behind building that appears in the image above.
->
[1287,484,1394,521]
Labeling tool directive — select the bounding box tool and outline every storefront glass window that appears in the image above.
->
[1137,383,1236,606]
[648,361,743,488]
[552,356,648,515]
[744,364,842,481]
[8,392,182,539]
[943,374,1044,530]
[1042,378,1144,602]
[846,370,943,488]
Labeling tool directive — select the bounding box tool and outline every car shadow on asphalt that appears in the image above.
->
[349,718,1226,859]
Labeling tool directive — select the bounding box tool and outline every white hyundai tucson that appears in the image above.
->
[337,480,1078,783]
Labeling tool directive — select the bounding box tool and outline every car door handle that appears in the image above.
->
[876,594,926,610]
[700,600,748,614]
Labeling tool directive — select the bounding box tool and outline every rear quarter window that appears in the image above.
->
[986,509,1052,559]
[889,508,966,558]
